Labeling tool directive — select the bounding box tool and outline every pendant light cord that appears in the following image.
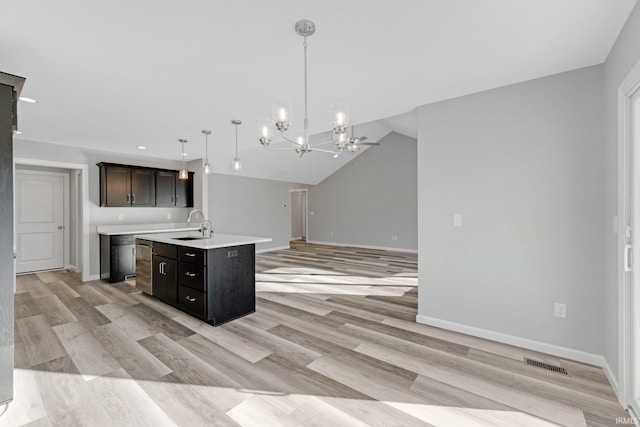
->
[235,123,239,158]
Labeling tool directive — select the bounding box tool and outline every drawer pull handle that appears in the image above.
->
[185,296,196,302]
[185,253,196,257]
[185,272,196,277]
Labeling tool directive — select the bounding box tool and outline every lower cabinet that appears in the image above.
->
[100,235,136,283]
[152,242,255,326]
[152,242,178,305]
[153,255,177,304]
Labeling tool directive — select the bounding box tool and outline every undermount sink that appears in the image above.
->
[173,236,206,241]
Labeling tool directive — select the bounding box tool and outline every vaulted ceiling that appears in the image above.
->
[2,0,636,184]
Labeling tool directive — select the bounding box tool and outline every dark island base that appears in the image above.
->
[150,242,256,326]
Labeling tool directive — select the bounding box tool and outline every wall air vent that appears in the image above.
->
[525,358,568,375]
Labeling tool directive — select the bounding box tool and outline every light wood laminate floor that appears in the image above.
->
[1,242,630,426]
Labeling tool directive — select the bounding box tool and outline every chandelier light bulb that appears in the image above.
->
[232,158,242,171]
[203,162,210,174]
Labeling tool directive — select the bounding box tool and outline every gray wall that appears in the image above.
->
[208,173,291,252]
[307,132,417,251]
[417,65,606,355]
[603,2,640,380]
[14,139,194,277]
[0,83,15,404]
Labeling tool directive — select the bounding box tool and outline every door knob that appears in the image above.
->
[57,225,64,230]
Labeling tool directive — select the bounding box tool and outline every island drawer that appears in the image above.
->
[179,246,206,265]
[178,285,206,319]
[179,262,206,292]
[154,242,177,259]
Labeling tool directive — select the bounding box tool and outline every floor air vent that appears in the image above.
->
[525,358,568,375]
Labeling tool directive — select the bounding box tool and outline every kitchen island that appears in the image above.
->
[135,231,271,326]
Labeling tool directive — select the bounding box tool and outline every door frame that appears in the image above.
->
[289,188,308,240]
[14,158,90,282]
[618,58,640,415]
[15,169,70,272]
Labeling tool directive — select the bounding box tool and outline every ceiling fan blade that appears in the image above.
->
[359,142,380,146]
[357,136,368,142]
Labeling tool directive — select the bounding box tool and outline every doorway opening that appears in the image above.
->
[14,167,70,273]
[14,158,90,282]
[620,59,640,418]
[290,189,308,243]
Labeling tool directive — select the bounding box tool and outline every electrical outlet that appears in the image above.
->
[167,213,172,220]
[330,232,334,237]
[117,213,124,221]
[392,235,398,241]
[453,214,462,227]
[554,303,566,319]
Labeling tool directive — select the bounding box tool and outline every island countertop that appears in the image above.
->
[134,231,272,250]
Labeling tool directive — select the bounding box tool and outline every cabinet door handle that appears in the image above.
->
[126,194,130,203]
[185,272,196,277]
[132,193,136,204]
[185,252,196,257]
[185,296,196,302]
[159,261,165,275]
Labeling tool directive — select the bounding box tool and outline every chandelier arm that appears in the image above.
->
[262,146,303,151]
[312,147,342,155]
[280,133,303,146]
[310,140,339,148]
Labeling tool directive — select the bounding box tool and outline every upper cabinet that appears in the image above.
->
[155,170,176,207]
[175,171,194,208]
[98,163,193,208]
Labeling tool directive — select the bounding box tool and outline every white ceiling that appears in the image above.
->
[2,0,636,184]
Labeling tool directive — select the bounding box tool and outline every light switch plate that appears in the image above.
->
[453,214,462,227]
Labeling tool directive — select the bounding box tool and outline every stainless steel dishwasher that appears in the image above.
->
[135,239,153,295]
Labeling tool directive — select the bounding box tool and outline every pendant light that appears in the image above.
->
[232,119,242,171]
[202,130,211,174]
[178,138,188,180]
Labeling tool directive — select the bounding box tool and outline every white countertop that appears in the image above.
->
[96,223,201,236]
[134,231,272,249]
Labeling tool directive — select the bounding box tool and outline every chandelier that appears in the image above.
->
[258,19,351,157]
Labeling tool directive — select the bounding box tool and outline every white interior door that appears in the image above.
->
[15,171,65,273]
[632,89,640,416]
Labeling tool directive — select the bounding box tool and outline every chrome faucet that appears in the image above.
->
[186,209,213,238]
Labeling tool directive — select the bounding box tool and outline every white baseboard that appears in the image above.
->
[601,357,620,402]
[85,274,100,282]
[416,314,604,367]
[306,240,418,254]
[256,245,290,254]
[66,264,78,272]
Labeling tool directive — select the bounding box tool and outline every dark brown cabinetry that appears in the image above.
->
[175,171,194,207]
[155,170,193,207]
[152,242,178,304]
[155,170,176,206]
[149,242,255,326]
[97,162,192,208]
[100,235,136,283]
[98,163,156,207]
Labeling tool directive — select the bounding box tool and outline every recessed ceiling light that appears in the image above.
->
[137,145,147,150]
[18,96,38,103]
[180,153,188,156]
